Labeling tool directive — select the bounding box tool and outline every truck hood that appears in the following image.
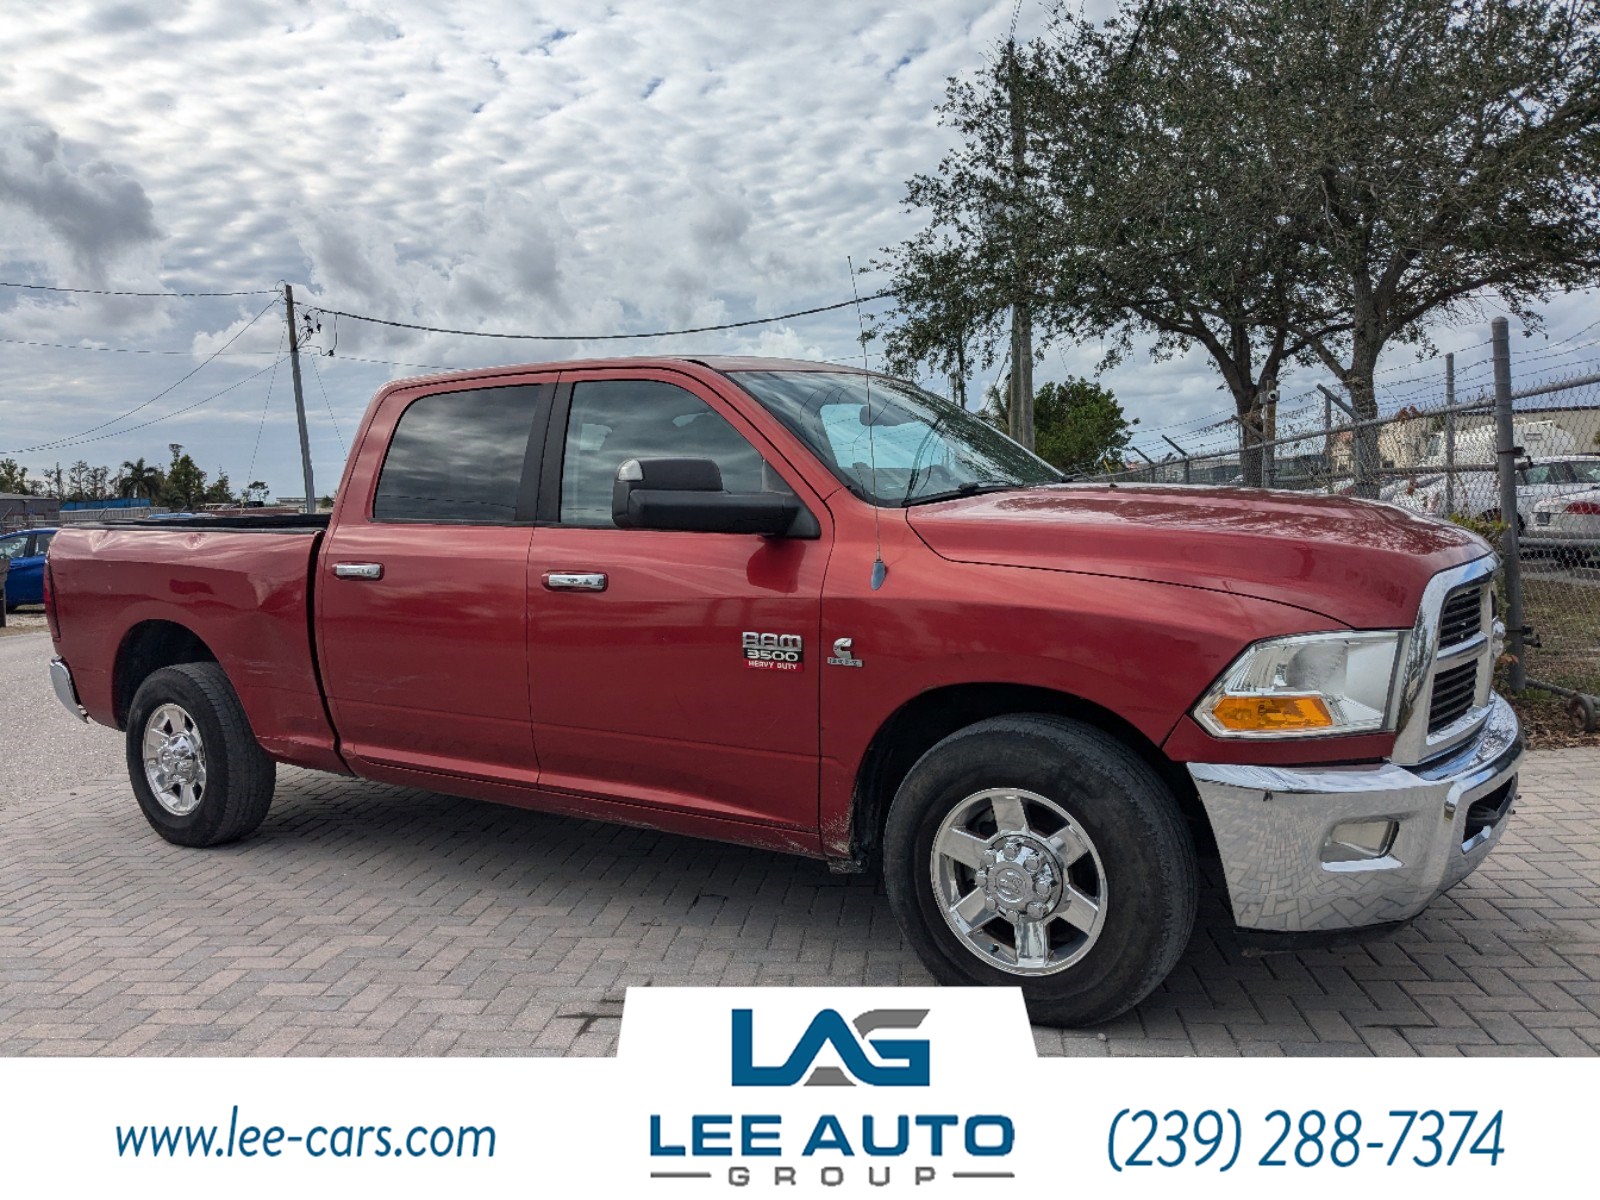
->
[906,484,1489,628]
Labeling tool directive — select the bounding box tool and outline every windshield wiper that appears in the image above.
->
[902,481,1026,507]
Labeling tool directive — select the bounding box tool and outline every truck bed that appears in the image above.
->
[48,523,345,774]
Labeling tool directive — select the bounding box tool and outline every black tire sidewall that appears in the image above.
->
[126,665,245,845]
[884,717,1196,1025]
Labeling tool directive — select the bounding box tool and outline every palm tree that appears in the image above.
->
[120,458,162,500]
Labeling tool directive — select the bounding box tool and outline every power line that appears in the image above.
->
[307,354,347,460]
[302,292,891,342]
[245,329,287,486]
[0,280,278,298]
[0,336,283,357]
[9,359,286,456]
[0,295,282,455]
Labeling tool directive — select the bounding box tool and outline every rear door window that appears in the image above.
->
[374,385,546,524]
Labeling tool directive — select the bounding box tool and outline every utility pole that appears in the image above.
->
[283,285,317,516]
[1006,39,1034,451]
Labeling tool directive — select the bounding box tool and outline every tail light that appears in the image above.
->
[1565,501,1600,515]
[43,558,60,640]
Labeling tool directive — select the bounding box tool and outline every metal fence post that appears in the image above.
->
[1491,317,1526,693]
[1322,388,1332,492]
[1443,352,1456,517]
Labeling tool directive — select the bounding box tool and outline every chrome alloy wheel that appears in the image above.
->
[142,703,208,816]
[930,788,1107,976]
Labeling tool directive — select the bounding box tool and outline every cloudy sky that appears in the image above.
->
[1,0,1596,499]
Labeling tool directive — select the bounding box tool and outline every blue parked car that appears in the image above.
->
[1,527,57,609]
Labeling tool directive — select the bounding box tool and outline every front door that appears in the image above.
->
[525,370,829,832]
[317,379,551,787]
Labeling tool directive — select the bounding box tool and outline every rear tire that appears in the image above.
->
[126,663,276,847]
[883,715,1197,1027]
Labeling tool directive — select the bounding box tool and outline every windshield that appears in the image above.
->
[731,370,1063,507]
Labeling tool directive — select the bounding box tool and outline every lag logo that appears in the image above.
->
[732,1008,930,1088]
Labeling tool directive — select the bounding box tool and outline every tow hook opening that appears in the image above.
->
[1462,777,1516,849]
[1322,819,1398,864]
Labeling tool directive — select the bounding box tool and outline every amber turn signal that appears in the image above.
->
[1209,695,1333,732]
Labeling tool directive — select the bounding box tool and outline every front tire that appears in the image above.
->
[126,663,276,847]
[883,715,1197,1027]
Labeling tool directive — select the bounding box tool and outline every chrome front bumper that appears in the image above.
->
[50,656,89,723]
[1188,693,1523,933]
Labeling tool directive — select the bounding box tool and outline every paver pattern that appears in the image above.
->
[1,749,1596,1057]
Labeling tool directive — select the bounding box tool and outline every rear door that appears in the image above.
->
[0,532,21,606]
[524,368,830,831]
[0,531,48,605]
[317,377,554,788]
[19,531,54,604]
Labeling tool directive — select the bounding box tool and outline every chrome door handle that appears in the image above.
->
[333,562,384,580]
[543,571,607,592]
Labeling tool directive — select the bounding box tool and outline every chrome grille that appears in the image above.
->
[1438,583,1484,648]
[1393,558,1498,766]
[1429,660,1479,732]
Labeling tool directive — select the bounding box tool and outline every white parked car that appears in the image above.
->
[1385,455,1600,534]
[1528,485,1600,562]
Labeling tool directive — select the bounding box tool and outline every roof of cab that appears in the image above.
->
[685,355,870,373]
[376,354,876,394]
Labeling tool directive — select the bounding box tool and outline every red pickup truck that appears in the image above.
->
[45,356,1522,1024]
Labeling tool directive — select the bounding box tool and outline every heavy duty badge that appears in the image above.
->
[742,632,803,671]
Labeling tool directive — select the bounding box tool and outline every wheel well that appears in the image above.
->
[112,621,218,729]
[846,683,1211,868]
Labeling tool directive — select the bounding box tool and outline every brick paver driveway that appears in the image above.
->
[1,750,1596,1058]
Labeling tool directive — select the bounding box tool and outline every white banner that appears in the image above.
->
[0,987,1584,1196]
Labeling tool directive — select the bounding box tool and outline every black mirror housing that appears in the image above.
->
[612,457,802,537]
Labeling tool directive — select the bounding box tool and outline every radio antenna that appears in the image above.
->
[847,255,888,590]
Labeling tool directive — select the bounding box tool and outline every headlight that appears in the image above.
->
[1194,631,1403,739]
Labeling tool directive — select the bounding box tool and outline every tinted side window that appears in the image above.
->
[374,386,543,524]
[33,532,54,556]
[558,380,791,528]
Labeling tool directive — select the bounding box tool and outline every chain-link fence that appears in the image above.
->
[1097,318,1600,720]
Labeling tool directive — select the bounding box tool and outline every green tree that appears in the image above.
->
[880,0,1600,492]
[119,458,163,500]
[241,480,270,504]
[982,377,1138,474]
[1242,0,1600,491]
[0,459,34,494]
[202,470,234,507]
[874,41,1059,441]
[878,12,1338,485]
[67,460,92,502]
[160,444,210,511]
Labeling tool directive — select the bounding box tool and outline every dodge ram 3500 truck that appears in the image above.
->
[45,356,1522,1025]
